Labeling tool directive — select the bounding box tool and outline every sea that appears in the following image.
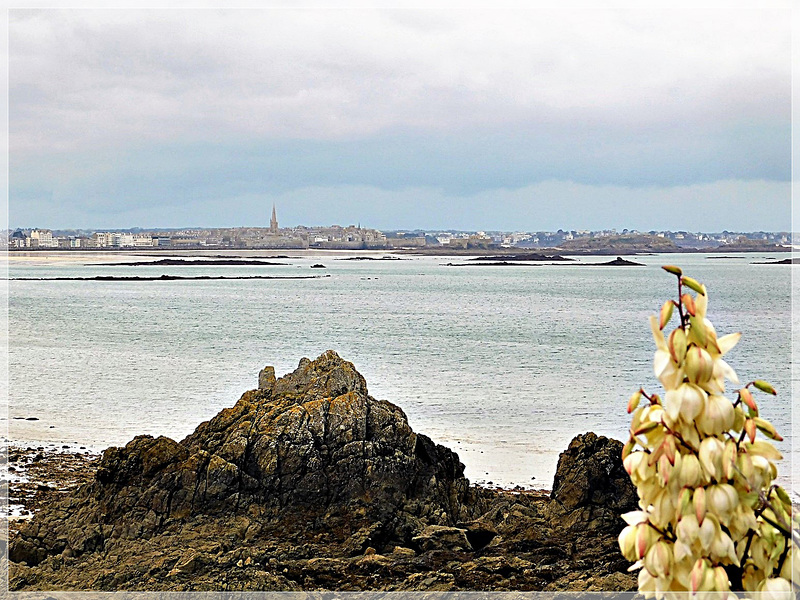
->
[4,250,797,493]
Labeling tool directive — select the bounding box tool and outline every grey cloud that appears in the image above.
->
[10,9,790,151]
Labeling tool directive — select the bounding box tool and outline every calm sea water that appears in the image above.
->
[6,251,796,491]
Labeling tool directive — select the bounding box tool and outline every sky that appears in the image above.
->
[8,7,792,232]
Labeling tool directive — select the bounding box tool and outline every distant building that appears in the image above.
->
[30,229,58,248]
[270,204,279,234]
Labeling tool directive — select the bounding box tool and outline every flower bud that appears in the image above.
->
[681,276,706,296]
[694,486,707,525]
[628,391,642,413]
[745,418,757,443]
[659,300,674,330]
[668,328,688,365]
[753,417,783,441]
[739,387,757,412]
[690,558,709,593]
[712,566,730,592]
[757,577,793,600]
[721,439,737,480]
[644,539,673,577]
[698,437,724,480]
[679,453,705,488]
[752,380,777,395]
[688,315,708,347]
[619,524,638,561]
[662,265,682,276]
[707,483,738,523]
[697,394,734,436]
[682,293,697,317]
[685,346,713,385]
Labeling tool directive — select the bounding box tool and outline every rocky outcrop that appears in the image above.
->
[9,352,637,592]
[11,351,471,568]
[549,432,638,532]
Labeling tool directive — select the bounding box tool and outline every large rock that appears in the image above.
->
[11,351,472,566]
[549,432,638,532]
[8,354,638,591]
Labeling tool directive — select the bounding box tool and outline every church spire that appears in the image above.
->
[270,204,278,233]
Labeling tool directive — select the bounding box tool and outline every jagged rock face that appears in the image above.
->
[549,432,638,532]
[11,351,472,566]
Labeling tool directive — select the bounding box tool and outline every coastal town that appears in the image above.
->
[4,205,793,252]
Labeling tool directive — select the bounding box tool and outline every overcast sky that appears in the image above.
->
[9,7,791,231]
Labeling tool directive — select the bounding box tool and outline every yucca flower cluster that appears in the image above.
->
[619,266,798,598]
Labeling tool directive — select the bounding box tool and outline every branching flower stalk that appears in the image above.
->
[619,266,798,598]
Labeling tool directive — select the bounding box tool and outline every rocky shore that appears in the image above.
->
[9,351,637,591]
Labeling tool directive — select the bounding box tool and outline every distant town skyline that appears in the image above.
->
[9,7,790,232]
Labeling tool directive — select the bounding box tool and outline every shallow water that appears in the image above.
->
[6,250,795,490]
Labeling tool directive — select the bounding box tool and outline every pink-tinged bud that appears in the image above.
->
[753,417,783,441]
[668,328,687,365]
[752,380,777,395]
[663,435,676,465]
[690,558,706,593]
[694,486,706,525]
[659,300,674,330]
[627,391,641,413]
[633,420,659,436]
[681,293,696,317]
[684,346,713,385]
[740,388,757,412]
[636,523,649,559]
[745,418,756,443]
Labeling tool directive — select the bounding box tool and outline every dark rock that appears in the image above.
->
[11,351,472,569]
[457,519,498,550]
[411,525,471,553]
[549,432,638,532]
[8,354,637,592]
